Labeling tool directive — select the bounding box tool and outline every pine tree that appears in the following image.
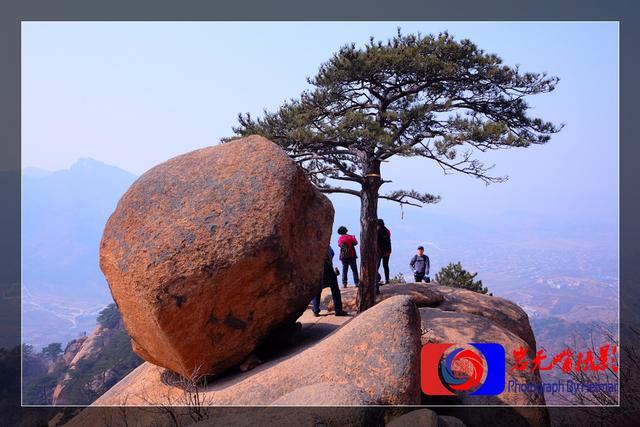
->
[435,262,490,294]
[40,342,63,360]
[226,30,561,311]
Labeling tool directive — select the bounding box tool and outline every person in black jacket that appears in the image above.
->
[376,219,392,293]
[311,247,348,317]
[410,246,431,283]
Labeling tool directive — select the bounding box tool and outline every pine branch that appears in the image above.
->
[380,189,441,207]
[316,184,361,197]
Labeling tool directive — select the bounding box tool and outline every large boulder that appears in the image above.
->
[99,135,334,379]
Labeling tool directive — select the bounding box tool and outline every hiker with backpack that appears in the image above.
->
[311,246,348,317]
[337,226,359,288]
[410,245,431,283]
[376,219,392,290]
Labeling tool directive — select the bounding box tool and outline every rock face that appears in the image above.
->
[320,283,535,349]
[433,286,536,351]
[271,383,375,405]
[66,284,550,427]
[60,337,87,366]
[99,135,334,379]
[50,313,143,406]
[320,282,444,313]
[321,283,549,426]
[419,308,548,426]
[419,307,543,404]
[79,295,422,408]
[51,328,103,405]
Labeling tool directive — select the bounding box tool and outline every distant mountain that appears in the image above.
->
[23,158,136,299]
[22,159,137,347]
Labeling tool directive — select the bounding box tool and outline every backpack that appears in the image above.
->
[339,243,352,260]
[378,227,391,254]
[339,237,356,260]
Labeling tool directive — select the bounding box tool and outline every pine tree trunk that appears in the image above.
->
[356,160,381,313]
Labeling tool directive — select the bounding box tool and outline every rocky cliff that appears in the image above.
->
[44,305,142,406]
[51,325,110,405]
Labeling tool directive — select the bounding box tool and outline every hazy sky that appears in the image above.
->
[22,22,618,223]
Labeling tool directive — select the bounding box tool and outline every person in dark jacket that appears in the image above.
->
[337,226,359,288]
[311,247,348,317]
[376,219,392,287]
[410,246,431,283]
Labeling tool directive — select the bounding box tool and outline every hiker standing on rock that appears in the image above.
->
[410,246,431,283]
[376,219,392,290]
[337,226,359,288]
[311,247,348,317]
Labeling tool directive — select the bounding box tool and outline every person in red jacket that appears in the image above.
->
[337,226,359,288]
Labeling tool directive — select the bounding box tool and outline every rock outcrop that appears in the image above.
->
[320,283,549,426]
[431,286,536,351]
[419,307,548,426]
[50,311,142,406]
[319,283,535,349]
[99,135,334,379]
[72,295,421,409]
[51,328,103,405]
[74,135,550,426]
[320,282,444,312]
[60,337,87,366]
[66,284,551,427]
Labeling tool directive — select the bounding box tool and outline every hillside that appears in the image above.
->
[22,304,142,406]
